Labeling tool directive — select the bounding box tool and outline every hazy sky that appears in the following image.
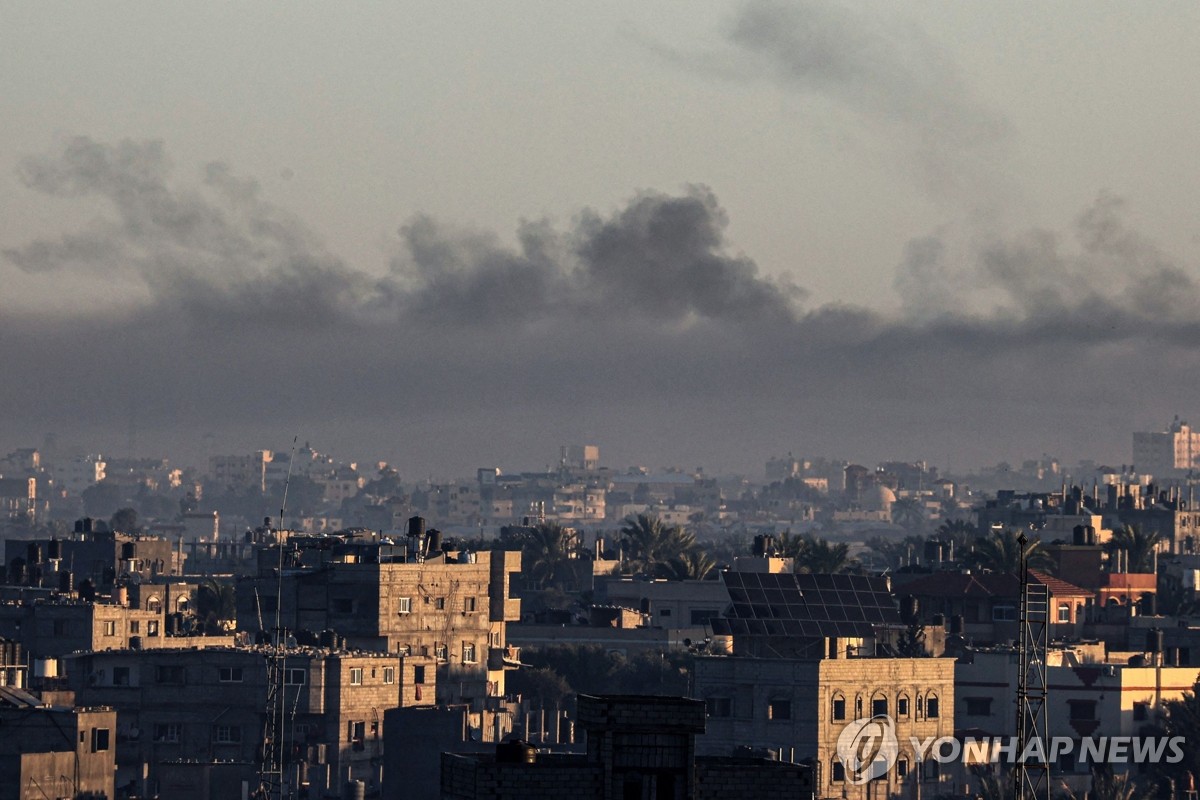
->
[3,2,1200,477]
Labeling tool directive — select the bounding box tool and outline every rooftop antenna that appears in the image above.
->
[1014,529,1050,800]
[258,435,298,800]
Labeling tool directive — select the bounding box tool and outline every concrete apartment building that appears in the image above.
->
[68,645,433,796]
[442,694,813,800]
[209,449,273,493]
[0,598,167,660]
[1133,417,1200,479]
[694,571,956,800]
[956,646,1199,788]
[0,688,116,800]
[236,522,522,705]
[5,519,184,593]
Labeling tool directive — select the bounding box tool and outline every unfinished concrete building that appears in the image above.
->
[68,644,433,796]
[236,520,522,705]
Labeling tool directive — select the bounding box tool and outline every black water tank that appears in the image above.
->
[1147,627,1164,654]
[120,542,136,560]
[26,543,41,564]
[58,571,73,593]
[427,529,442,553]
[495,740,537,764]
[407,516,425,538]
[47,538,61,559]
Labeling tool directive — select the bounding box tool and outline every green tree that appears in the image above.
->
[659,548,718,581]
[193,579,237,635]
[1103,524,1162,574]
[508,666,571,709]
[890,497,928,535]
[865,534,925,571]
[619,514,695,576]
[966,529,1053,574]
[776,532,855,574]
[509,523,582,590]
[933,519,978,552]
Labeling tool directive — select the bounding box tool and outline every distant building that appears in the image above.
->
[560,444,600,472]
[0,477,35,521]
[209,450,273,493]
[1133,417,1200,479]
[56,454,106,497]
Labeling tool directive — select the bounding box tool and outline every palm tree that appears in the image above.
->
[966,529,1054,574]
[193,579,237,635]
[890,497,928,535]
[659,548,718,581]
[619,514,695,576]
[865,534,925,571]
[1103,524,1162,573]
[772,532,854,574]
[513,523,581,590]
[933,519,978,552]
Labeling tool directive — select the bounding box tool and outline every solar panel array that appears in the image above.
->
[712,572,899,638]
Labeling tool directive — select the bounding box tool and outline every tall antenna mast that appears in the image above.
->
[1014,530,1049,800]
[258,436,298,800]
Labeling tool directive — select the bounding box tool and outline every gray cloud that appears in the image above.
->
[2,137,1199,474]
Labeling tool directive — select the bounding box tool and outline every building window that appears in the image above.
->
[147,596,162,613]
[917,696,924,718]
[91,728,110,752]
[1068,700,1097,722]
[414,666,426,685]
[156,665,185,684]
[350,667,364,685]
[490,631,502,647]
[130,621,140,634]
[832,696,846,720]
[659,608,672,617]
[214,725,241,744]
[349,720,365,743]
[435,643,448,661]
[153,723,181,743]
[872,696,888,717]
[832,761,845,782]
[897,695,909,717]
[435,597,446,610]
[993,605,1017,622]
[218,667,243,683]
[462,643,477,663]
[103,621,116,636]
[1058,603,1071,623]
[897,759,908,778]
[926,695,939,719]
[285,669,306,685]
[464,597,477,613]
[965,697,992,716]
[397,597,412,614]
[383,667,395,684]
[768,699,791,721]
[706,697,732,718]
[147,620,159,636]
[112,667,130,686]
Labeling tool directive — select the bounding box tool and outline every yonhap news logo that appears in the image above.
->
[834,715,1186,782]
[835,715,900,784]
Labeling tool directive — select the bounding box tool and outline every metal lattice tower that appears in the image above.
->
[1014,531,1050,800]
[257,438,297,800]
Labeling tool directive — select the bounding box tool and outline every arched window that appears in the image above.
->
[176,596,189,613]
[871,691,888,718]
[854,695,864,719]
[147,596,162,614]
[831,693,846,721]
[916,696,924,718]
[897,693,910,717]
[926,693,940,719]
[831,760,846,783]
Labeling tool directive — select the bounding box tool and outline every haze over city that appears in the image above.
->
[4,2,1200,476]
